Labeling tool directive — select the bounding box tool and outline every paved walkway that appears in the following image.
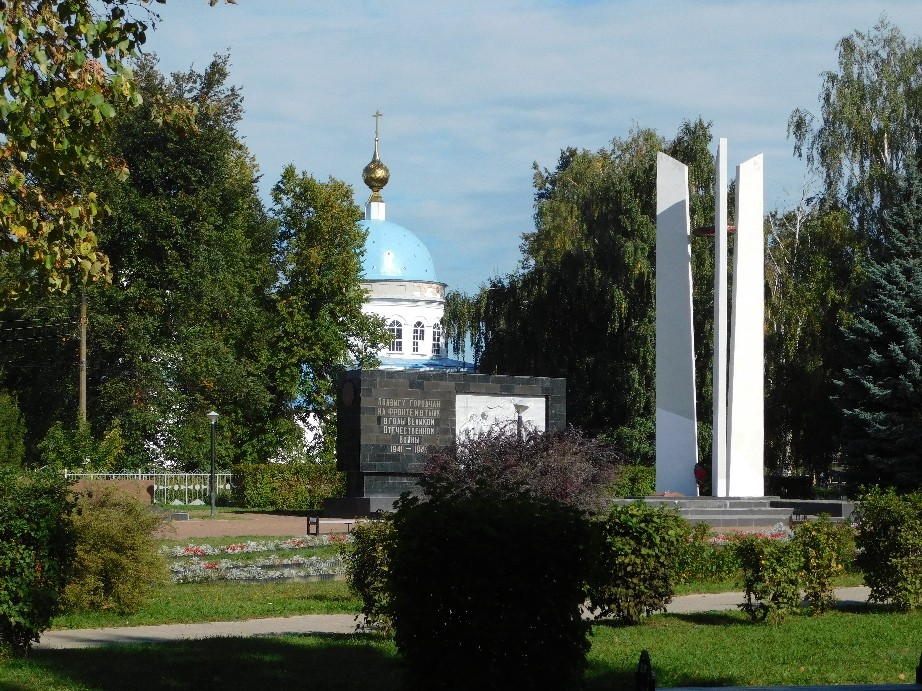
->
[35,587,873,650]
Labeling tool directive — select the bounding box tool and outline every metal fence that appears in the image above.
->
[64,471,234,506]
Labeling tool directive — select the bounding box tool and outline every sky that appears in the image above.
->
[139,1,922,295]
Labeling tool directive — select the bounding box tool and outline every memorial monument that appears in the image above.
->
[655,139,764,497]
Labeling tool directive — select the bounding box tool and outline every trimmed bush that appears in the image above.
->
[422,427,620,514]
[610,464,656,498]
[854,487,922,611]
[0,467,75,656]
[676,522,741,584]
[389,480,593,690]
[62,486,168,615]
[736,537,802,622]
[589,501,690,623]
[793,515,855,614]
[231,461,345,511]
[342,517,396,632]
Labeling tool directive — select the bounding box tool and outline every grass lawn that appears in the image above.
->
[5,607,921,690]
[4,529,908,688]
[50,580,361,630]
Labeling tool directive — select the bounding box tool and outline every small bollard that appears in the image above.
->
[916,651,921,684]
[635,649,656,691]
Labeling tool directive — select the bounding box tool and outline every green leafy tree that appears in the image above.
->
[0,0,233,299]
[2,56,383,470]
[85,55,285,469]
[789,17,922,235]
[270,166,388,426]
[837,166,922,490]
[2,56,285,469]
[0,388,25,467]
[39,420,125,472]
[764,200,861,482]
[479,120,716,463]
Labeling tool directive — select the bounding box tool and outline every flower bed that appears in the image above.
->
[705,523,793,546]
[162,535,351,583]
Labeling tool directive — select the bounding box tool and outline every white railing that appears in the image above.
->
[64,471,234,506]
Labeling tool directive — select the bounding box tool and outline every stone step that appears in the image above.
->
[681,513,794,528]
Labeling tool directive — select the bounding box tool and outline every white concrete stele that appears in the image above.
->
[712,139,729,497]
[727,154,765,496]
[654,153,699,496]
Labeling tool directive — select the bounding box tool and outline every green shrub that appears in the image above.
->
[342,517,395,632]
[854,487,922,611]
[422,427,620,514]
[793,515,855,614]
[0,467,75,656]
[0,390,25,468]
[735,537,802,622]
[588,501,690,624]
[675,523,741,584]
[62,486,168,615]
[231,461,345,511]
[610,464,656,497]
[389,481,593,690]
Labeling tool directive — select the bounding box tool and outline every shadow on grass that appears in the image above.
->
[591,611,750,628]
[585,655,739,689]
[27,634,401,691]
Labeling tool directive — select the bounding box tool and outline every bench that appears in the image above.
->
[635,650,922,690]
[306,517,357,535]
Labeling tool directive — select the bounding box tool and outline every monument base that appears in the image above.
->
[331,370,567,518]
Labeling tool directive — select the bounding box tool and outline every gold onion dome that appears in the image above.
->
[363,110,389,201]
[363,154,389,196]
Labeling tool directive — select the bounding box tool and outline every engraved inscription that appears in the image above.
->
[376,397,442,453]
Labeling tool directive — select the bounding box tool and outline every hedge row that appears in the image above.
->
[231,462,345,512]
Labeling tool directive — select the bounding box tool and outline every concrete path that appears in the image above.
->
[35,587,873,650]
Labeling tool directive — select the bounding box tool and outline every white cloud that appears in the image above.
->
[140,0,922,294]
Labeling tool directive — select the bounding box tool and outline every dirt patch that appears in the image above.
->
[154,513,346,540]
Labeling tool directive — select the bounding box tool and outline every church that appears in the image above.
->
[356,117,472,371]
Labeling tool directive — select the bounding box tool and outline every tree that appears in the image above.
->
[2,55,284,469]
[84,55,284,469]
[837,166,922,490]
[789,17,922,236]
[478,121,716,463]
[0,1,233,300]
[764,197,861,482]
[270,166,388,427]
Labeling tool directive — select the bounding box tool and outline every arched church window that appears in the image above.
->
[432,321,443,356]
[388,319,403,353]
[412,321,425,353]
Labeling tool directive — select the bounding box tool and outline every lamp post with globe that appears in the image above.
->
[207,411,219,516]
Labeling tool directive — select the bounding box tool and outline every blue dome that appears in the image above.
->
[360,219,437,281]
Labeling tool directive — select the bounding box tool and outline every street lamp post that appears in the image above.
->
[513,403,529,442]
[207,411,219,517]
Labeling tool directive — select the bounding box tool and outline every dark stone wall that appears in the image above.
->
[333,370,566,507]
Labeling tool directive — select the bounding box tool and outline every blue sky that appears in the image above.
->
[140,1,922,295]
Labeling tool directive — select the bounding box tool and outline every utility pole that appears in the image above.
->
[79,289,87,424]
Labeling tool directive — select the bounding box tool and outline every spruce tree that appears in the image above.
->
[838,167,922,490]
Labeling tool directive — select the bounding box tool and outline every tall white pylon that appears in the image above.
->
[654,152,698,497]
[727,154,765,496]
[712,139,729,497]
